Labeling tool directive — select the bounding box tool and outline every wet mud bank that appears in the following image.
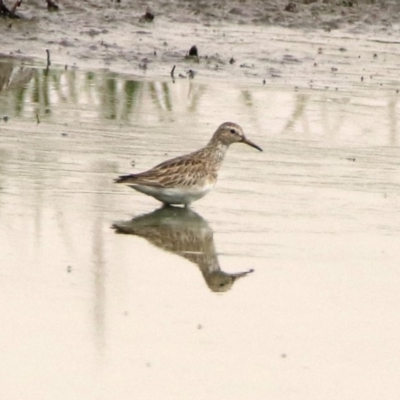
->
[1,0,400,84]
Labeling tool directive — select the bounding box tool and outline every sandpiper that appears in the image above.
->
[115,122,262,206]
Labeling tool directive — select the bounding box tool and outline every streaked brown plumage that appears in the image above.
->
[115,122,262,206]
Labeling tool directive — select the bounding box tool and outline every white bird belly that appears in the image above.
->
[130,183,215,205]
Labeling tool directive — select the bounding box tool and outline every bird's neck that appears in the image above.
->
[204,138,229,166]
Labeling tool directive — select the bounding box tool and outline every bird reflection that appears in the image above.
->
[112,206,253,292]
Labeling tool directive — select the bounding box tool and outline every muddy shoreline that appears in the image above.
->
[1,0,400,82]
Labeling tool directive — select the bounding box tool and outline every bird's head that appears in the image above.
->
[213,122,263,151]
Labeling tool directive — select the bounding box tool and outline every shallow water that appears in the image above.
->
[1,58,400,399]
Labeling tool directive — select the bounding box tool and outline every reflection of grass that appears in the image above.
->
[388,97,398,146]
[103,76,117,120]
[42,70,50,113]
[67,70,77,104]
[148,81,173,112]
[32,72,40,104]
[241,90,253,107]
[1,62,208,123]
[122,80,141,120]
[14,85,28,116]
[282,93,309,133]
[0,62,13,92]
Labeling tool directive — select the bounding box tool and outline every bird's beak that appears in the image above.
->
[242,137,263,152]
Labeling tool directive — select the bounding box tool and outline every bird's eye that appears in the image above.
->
[230,129,236,134]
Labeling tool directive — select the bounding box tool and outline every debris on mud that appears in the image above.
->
[187,69,196,79]
[0,0,21,18]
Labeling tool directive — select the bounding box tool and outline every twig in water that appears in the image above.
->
[44,49,51,75]
[46,49,51,67]
[170,65,176,83]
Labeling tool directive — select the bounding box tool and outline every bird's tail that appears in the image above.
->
[114,174,138,184]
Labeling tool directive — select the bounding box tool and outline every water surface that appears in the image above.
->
[1,58,400,400]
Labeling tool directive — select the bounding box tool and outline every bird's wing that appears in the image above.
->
[115,152,212,188]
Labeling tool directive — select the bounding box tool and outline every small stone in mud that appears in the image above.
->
[3,115,9,122]
[140,7,154,22]
[331,67,338,72]
[269,68,280,77]
[229,57,235,64]
[59,39,73,47]
[373,53,377,58]
[284,2,297,12]
[339,47,347,52]
[282,54,300,63]
[189,45,198,57]
[61,132,67,137]
[361,76,364,81]
[263,79,266,85]
[47,0,59,11]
